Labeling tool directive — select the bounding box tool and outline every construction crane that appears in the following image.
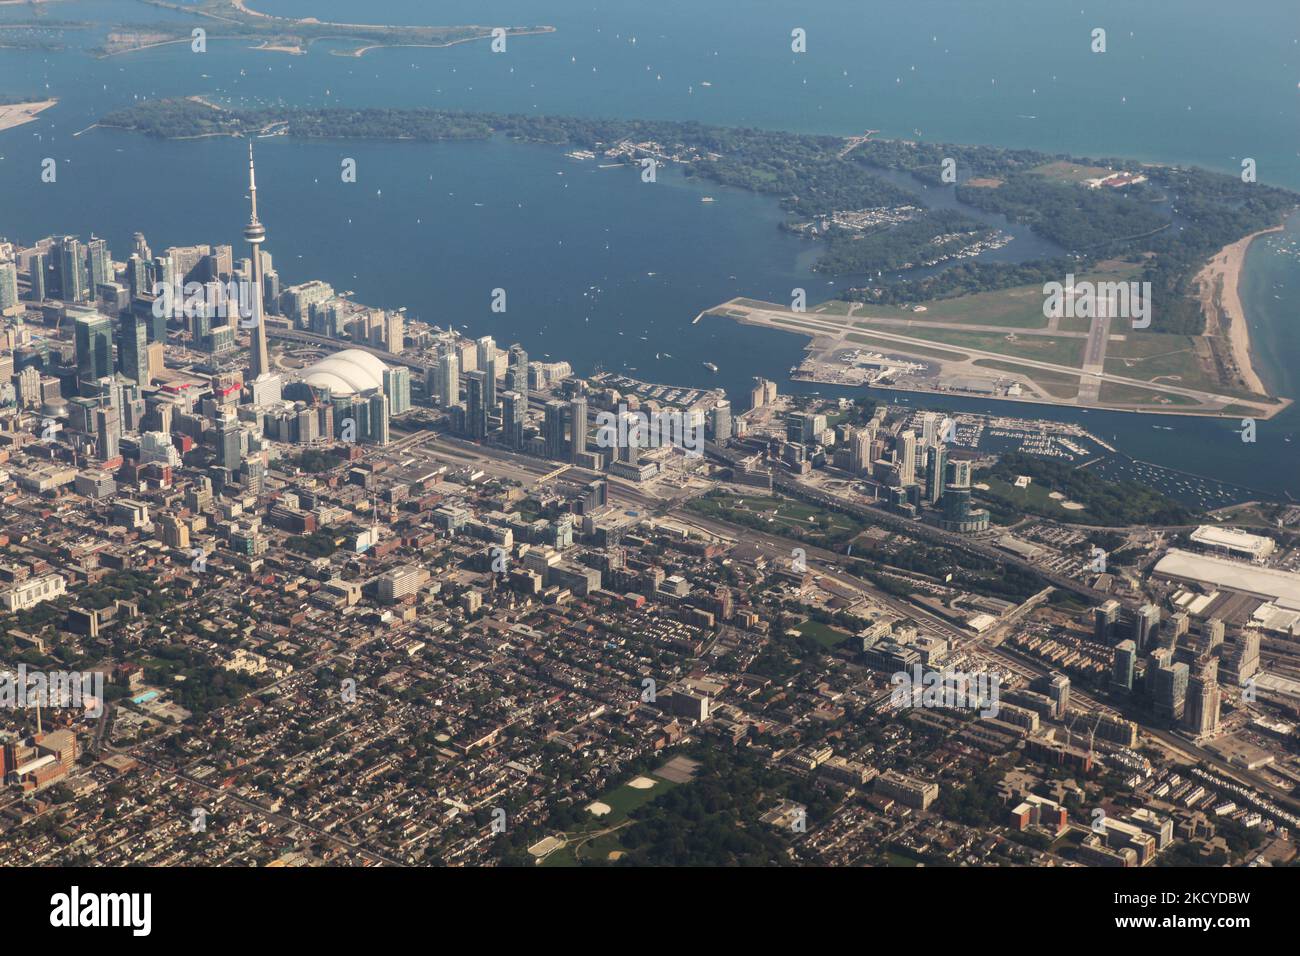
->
[1087,713,1104,758]
[1063,710,1082,750]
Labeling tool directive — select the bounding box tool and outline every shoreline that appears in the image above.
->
[854,379,1292,421]
[708,297,1292,421]
[97,25,555,59]
[0,98,58,133]
[1195,224,1286,397]
[340,27,557,58]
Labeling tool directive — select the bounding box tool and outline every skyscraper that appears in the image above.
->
[921,412,939,446]
[191,304,211,348]
[131,294,168,348]
[216,413,243,471]
[941,485,971,521]
[263,267,280,315]
[544,400,566,460]
[570,393,588,463]
[126,254,150,300]
[507,344,528,394]
[502,389,526,450]
[368,391,390,446]
[466,370,489,440]
[212,244,234,281]
[788,411,826,445]
[1184,660,1221,737]
[87,237,112,291]
[897,430,917,486]
[153,254,175,297]
[117,312,149,385]
[711,400,733,443]
[1152,658,1189,722]
[477,336,497,411]
[242,455,267,496]
[1094,601,1119,644]
[437,348,460,408]
[925,442,947,504]
[617,410,642,464]
[383,367,411,416]
[243,144,274,386]
[57,236,87,303]
[1133,603,1161,652]
[1112,639,1137,691]
[74,312,113,392]
[27,252,46,302]
[939,463,990,533]
[93,406,121,462]
[382,311,404,353]
[1046,672,1070,719]
[0,259,17,314]
[1221,629,1260,686]
[16,366,40,408]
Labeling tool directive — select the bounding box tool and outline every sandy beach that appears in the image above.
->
[252,41,306,55]
[1196,225,1283,396]
[0,99,57,133]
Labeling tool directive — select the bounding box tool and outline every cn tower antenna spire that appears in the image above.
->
[248,140,260,223]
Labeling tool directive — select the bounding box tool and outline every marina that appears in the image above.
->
[896,406,1264,509]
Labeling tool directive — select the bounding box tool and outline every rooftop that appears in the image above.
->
[301,349,389,396]
[1155,549,1300,611]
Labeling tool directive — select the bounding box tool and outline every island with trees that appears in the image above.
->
[88,0,554,58]
[100,97,1296,341]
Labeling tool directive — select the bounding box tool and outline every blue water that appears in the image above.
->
[1,0,1298,495]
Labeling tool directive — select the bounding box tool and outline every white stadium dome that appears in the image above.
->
[301,349,390,396]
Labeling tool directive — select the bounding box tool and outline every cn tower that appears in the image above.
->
[244,141,272,381]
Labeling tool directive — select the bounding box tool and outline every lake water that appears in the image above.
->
[0,0,1298,495]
